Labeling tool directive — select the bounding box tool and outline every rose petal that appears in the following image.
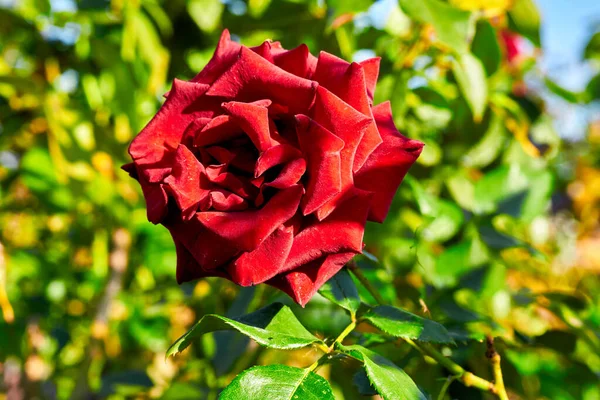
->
[250,40,276,62]
[173,238,229,284]
[226,225,295,286]
[255,144,303,178]
[310,86,371,219]
[196,184,304,251]
[222,100,273,152]
[164,145,205,220]
[190,29,241,85]
[273,44,318,79]
[359,57,381,103]
[121,162,138,179]
[354,101,424,223]
[207,170,259,200]
[206,146,256,173]
[284,190,371,270]
[268,252,355,307]
[210,189,248,211]
[141,182,169,224]
[194,115,242,147]
[129,79,210,163]
[295,114,344,216]
[206,47,317,114]
[313,53,382,171]
[265,158,306,189]
[166,215,240,270]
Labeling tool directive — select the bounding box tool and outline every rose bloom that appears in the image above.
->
[500,30,523,63]
[123,30,422,306]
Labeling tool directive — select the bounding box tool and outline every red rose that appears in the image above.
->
[500,30,523,63]
[123,30,422,306]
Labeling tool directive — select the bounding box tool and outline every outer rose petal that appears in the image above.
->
[196,184,304,251]
[140,181,169,224]
[166,215,240,271]
[173,238,228,284]
[226,225,295,286]
[355,101,424,223]
[310,86,371,220]
[190,29,241,85]
[359,57,381,103]
[313,52,382,172]
[164,145,205,220]
[296,115,345,215]
[129,80,210,164]
[268,252,356,307]
[284,191,371,270]
[272,44,318,79]
[206,47,317,114]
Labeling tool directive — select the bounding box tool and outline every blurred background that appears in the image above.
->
[0,0,599,399]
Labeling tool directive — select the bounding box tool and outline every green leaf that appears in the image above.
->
[413,87,452,129]
[521,170,553,221]
[462,114,507,168]
[384,2,412,37]
[508,0,541,47]
[219,365,334,400]
[410,178,464,242]
[187,0,224,33]
[353,369,378,396]
[167,303,322,357]
[474,164,529,214]
[433,237,489,287]
[338,345,427,400]
[586,73,600,101]
[248,0,272,18]
[359,305,454,344]
[453,52,488,121]
[326,0,372,18]
[446,170,476,211]
[471,20,501,76]
[318,268,361,315]
[399,0,472,54]
[545,78,586,104]
[584,31,600,61]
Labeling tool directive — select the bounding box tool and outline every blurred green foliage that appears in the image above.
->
[0,0,599,399]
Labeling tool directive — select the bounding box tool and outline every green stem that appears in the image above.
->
[437,376,457,400]
[487,336,509,400]
[330,320,356,351]
[307,359,321,372]
[418,341,496,393]
[347,262,386,305]
[307,319,357,373]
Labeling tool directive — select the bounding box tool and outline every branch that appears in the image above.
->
[486,335,510,400]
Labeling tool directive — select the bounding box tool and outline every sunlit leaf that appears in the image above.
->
[452,52,488,121]
[167,303,322,357]
[359,305,454,343]
[399,0,472,54]
[471,20,501,76]
[338,345,427,400]
[187,0,224,33]
[220,365,334,400]
[318,268,361,315]
[508,0,541,47]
